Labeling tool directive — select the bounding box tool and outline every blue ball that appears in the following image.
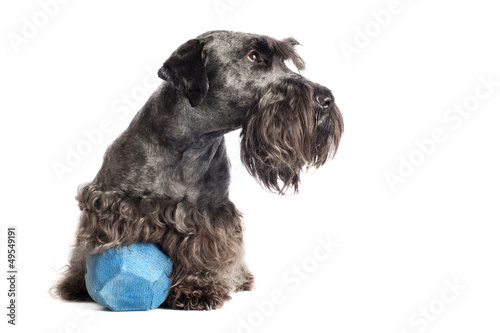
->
[85,243,173,311]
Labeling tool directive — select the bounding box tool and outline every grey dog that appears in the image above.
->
[54,30,343,310]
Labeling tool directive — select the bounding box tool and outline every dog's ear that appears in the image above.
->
[158,39,208,107]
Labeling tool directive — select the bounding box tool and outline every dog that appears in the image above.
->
[53,30,343,310]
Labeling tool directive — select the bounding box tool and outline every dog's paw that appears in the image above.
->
[165,284,231,311]
[235,270,255,292]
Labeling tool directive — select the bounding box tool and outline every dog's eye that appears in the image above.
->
[247,51,264,64]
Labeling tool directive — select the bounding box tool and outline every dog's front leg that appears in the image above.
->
[161,201,254,310]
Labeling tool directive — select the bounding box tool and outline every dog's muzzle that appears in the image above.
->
[240,80,343,194]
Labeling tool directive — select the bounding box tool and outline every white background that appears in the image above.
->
[1,0,499,332]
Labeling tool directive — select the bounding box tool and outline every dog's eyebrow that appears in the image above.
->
[248,37,273,59]
[248,36,305,71]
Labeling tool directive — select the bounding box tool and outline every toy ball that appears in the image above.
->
[85,243,173,311]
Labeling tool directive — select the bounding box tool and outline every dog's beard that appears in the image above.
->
[240,82,343,194]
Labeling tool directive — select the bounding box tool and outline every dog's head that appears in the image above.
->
[158,31,343,194]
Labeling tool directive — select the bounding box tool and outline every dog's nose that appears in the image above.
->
[315,93,334,109]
